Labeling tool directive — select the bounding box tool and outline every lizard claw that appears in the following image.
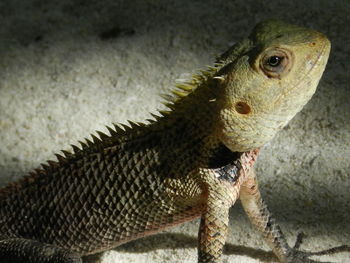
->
[283,232,350,263]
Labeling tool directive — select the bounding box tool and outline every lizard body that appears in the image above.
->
[0,20,338,263]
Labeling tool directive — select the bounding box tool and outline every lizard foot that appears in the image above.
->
[283,233,350,263]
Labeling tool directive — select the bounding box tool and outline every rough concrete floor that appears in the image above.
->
[0,0,349,262]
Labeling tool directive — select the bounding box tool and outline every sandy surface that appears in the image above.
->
[0,0,349,262]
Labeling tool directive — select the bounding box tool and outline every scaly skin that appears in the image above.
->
[0,20,341,263]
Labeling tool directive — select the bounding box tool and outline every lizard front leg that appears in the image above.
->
[239,168,290,261]
[198,191,231,263]
[197,148,261,262]
[239,168,349,263]
[197,166,244,263]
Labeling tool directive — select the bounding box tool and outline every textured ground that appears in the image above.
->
[0,0,349,262]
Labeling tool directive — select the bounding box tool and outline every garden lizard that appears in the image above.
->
[0,20,343,263]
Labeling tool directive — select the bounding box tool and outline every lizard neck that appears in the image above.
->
[165,76,221,137]
[153,78,232,169]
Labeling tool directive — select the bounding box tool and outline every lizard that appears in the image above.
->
[0,20,344,263]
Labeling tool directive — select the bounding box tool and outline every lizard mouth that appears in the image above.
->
[306,35,330,72]
[309,32,331,69]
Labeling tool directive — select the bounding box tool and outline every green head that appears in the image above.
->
[214,20,331,152]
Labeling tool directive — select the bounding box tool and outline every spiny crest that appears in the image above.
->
[4,120,148,193]
[161,63,223,110]
[54,121,146,164]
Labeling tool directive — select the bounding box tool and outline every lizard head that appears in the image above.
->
[214,20,331,152]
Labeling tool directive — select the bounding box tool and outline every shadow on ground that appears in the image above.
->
[82,233,277,263]
[82,232,350,263]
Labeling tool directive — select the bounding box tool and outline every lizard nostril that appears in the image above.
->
[235,102,251,115]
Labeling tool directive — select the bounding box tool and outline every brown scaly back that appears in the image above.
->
[0,62,221,200]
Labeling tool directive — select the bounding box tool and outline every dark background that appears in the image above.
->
[0,1,349,262]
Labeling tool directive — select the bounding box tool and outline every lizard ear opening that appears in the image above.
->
[258,48,293,79]
[235,101,251,115]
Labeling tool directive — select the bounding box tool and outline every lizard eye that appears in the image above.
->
[259,48,293,79]
[266,56,283,67]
